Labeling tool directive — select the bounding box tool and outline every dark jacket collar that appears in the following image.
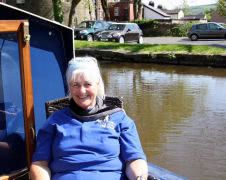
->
[69,97,122,122]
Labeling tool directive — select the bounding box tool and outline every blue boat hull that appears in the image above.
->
[148,163,188,180]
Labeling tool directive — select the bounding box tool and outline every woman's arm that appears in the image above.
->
[126,159,148,180]
[30,161,51,180]
[118,113,148,179]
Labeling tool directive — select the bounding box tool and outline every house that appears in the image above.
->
[143,3,170,20]
[109,0,134,22]
[181,14,207,23]
[211,11,226,23]
[171,14,207,24]
[162,9,184,19]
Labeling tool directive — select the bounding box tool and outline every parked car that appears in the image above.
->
[94,23,143,44]
[218,23,226,28]
[74,20,111,41]
[187,22,226,41]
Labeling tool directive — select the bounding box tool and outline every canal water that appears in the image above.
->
[100,62,226,180]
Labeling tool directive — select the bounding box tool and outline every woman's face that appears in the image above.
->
[69,73,99,110]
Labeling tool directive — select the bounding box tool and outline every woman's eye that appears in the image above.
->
[85,82,92,87]
[71,83,79,87]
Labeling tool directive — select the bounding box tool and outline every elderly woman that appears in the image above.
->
[30,57,148,180]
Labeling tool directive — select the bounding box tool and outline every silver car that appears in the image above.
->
[187,22,226,41]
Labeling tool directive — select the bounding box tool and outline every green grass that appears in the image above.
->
[75,40,226,55]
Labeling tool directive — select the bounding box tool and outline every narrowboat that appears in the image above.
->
[0,3,187,180]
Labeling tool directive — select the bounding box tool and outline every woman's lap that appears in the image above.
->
[52,170,127,180]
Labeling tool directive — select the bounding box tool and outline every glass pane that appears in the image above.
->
[0,33,26,175]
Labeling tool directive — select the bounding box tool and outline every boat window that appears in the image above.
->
[0,33,26,175]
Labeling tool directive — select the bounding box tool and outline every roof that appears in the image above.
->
[162,9,182,15]
[142,3,170,18]
[182,14,205,20]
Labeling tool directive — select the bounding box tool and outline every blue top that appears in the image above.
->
[32,107,146,180]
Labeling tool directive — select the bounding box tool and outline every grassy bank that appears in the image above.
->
[75,40,226,55]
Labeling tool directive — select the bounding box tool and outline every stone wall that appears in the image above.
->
[75,49,226,68]
[6,0,54,20]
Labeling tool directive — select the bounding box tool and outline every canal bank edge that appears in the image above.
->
[75,49,226,68]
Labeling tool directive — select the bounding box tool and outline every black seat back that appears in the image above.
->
[45,96,123,118]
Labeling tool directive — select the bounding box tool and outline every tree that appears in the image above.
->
[83,0,95,20]
[182,0,190,15]
[52,0,64,23]
[134,0,142,20]
[68,0,82,27]
[204,9,213,21]
[100,0,110,20]
[93,0,98,20]
[137,0,143,20]
[134,0,138,19]
[28,0,54,20]
[217,0,226,17]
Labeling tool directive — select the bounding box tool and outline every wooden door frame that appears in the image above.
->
[0,20,35,179]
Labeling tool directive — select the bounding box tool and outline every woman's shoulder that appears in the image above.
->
[47,107,72,123]
[110,109,133,123]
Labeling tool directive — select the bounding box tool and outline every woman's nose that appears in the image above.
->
[78,86,86,94]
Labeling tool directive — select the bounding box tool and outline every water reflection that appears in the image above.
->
[101,62,226,180]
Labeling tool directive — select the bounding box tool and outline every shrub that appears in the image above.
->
[134,19,193,37]
[171,23,193,37]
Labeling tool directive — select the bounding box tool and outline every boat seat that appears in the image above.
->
[45,96,123,118]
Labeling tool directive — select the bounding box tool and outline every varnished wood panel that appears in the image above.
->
[0,20,24,32]
[17,21,36,167]
[0,20,35,180]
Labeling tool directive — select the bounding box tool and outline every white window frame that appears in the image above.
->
[114,7,119,17]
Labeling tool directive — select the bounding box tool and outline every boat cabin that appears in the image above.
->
[0,2,73,179]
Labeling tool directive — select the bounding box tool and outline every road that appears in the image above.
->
[143,37,226,48]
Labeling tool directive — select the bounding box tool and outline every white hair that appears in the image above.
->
[66,56,105,98]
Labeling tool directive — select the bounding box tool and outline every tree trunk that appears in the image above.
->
[94,0,98,20]
[38,0,54,19]
[100,0,110,20]
[8,0,54,20]
[89,3,92,20]
[137,0,143,20]
[68,0,81,27]
[133,0,138,20]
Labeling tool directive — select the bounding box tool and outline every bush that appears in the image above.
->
[134,19,193,37]
[171,23,193,37]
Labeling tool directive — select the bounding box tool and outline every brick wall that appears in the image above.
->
[109,1,134,22]
[211,11,226,23]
